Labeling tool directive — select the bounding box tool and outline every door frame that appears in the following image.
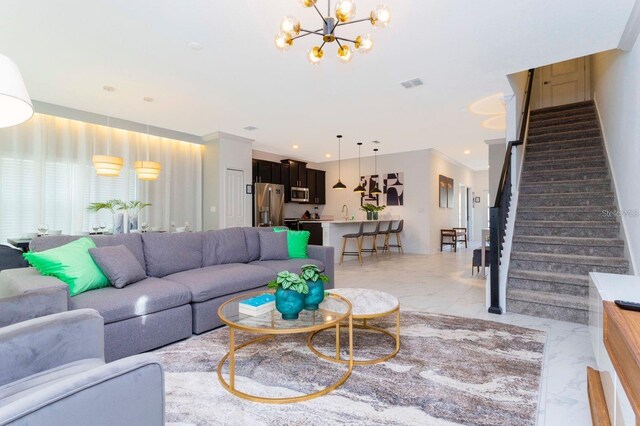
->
[223,168,246,229]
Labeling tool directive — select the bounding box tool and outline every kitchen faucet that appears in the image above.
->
[341,204,349,220]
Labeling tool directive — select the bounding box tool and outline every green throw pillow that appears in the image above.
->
[274,229,310,259]
[24,237,109,297]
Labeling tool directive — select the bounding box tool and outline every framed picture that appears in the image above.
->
[446,177,454,208]
[438,175,447,208]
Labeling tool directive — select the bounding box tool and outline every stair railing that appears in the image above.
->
[488,68,534,314]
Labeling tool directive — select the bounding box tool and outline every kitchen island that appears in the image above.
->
[317,218,402,262]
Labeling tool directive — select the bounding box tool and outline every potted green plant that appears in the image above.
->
[267,271,309,320]
[360,203,386,220]
[300,264,330,310]
[87,199,124,234]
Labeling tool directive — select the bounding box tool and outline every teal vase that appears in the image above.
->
[366,211,373,220]
[275,288,305,320]
[304,280,325,311]
[373,211,379,220]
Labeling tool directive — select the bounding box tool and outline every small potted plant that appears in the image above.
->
[267,271,309,320]
[125,201,152,231]
[300,264,330,311]
[87,199,124,234]
[360,203,386,220]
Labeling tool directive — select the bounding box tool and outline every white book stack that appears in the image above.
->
[239,294,276,317]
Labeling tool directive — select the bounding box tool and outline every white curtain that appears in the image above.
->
[0,113,202,242]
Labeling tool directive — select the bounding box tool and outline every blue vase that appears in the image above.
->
[275,288,305,320]
[304,280,325,311]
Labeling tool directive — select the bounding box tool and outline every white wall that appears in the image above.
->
[202,132,253,230]
[471,170,490,241]
[317,148,483,254]
[486,139,507,204]
[591,42,640,274]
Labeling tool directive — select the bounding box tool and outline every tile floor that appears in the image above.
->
[335,246,594,426]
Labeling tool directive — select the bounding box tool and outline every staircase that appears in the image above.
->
[506,100,629,324]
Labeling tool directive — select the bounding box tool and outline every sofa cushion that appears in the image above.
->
[243,227,276,262]
[250,258,325,275]
[203,228,250,266]
[259,231,288,261]
[89,245,147,288]
[141,232,203,278]
[30,234,146,270]
[69,277,191,324]
[164,264,274,303]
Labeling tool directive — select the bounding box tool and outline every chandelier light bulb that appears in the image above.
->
[355,34,374,53]
[274,32,293,51]
[280,15,301,36]
[299,0,317,7]
[370,4,392,28]
[308,46,324,65]
[335,0,357,23]
[337,45,353,63]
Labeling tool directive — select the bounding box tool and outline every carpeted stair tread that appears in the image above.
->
[517,205,615,213]
[515,219,619,228]
[525,137,602,152]
[530,100,594,114]
[521,167,608,182]
[524,145,603,159]
[523,156,605,168]
[529,107,597,122]
[518,191,614,201]
[528,122,599,136]
[507,288,588,310]
[508,269,589,286]
[528,112,597,129]
[511,251,628,268]
[520,177,609,187]
[513,235,624,246]
[527,129,601,143]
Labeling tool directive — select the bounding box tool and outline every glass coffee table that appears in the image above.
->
[216,290,353,404]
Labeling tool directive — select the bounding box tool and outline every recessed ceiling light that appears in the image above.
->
[371,140,381,144]
[103,85,116,92]
[464,150,471,155]
[143,97,154,103]
[292,145,299,149]
[325,153,332,158]
[243,125,258,131]
[460,107,467,113]
[188,41,204,51]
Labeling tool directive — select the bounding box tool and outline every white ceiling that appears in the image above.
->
[0,0,634,169]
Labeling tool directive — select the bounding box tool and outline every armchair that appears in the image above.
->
[0,309,164,426]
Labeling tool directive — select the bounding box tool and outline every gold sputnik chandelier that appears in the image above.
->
[275,0,391,64]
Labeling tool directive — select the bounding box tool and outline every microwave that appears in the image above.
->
[291,187,310,203]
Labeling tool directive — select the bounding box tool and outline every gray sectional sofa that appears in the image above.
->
[0,227,334,362]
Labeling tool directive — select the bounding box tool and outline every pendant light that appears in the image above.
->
[92,86,124,177]
[0,54,33,128]
[371,148,382,195]
[134,97,161,181]
[353,142,366,193]
[332,134,347,189]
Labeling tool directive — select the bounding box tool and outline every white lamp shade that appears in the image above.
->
[0,54,33,128]
[134,160,161,181]
[92,155,124,177]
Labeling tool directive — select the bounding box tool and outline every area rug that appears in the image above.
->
[154,311,546,426]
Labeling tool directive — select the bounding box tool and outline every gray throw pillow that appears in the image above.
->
[89,245,147,288]
[259,231,289,261]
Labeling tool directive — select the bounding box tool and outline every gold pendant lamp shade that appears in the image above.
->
[134,160,161,181]
[93,86,123,177]
[135,96,161,181]
[93,155,124,177]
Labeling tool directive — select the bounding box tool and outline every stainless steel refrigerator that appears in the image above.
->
[254,183,285,227]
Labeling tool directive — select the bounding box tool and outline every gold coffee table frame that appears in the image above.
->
[216,291,354,404]
[307,300,400,366]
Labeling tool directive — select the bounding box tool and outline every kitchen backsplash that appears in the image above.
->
[284,203,326,219]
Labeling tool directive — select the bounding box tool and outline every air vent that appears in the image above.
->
[371,140,382,144]
[400,78,423,89]
[243,126,258,131]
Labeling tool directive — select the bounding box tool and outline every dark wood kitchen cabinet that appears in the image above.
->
[252,159,273,184]
[281,159,307,188]
[306,169,326,205]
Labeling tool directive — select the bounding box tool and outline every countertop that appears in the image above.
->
[301,218,400,224]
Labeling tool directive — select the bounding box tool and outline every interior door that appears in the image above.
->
[540,57,589,108]
[225,169,245,228]
[458,184,467,228]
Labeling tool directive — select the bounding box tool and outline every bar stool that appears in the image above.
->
[360,221,381,260]
[378,221,393,254]
[340,222,364,265]
[387,220,404,254]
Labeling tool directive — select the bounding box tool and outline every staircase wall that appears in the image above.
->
[591,45,640,274]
